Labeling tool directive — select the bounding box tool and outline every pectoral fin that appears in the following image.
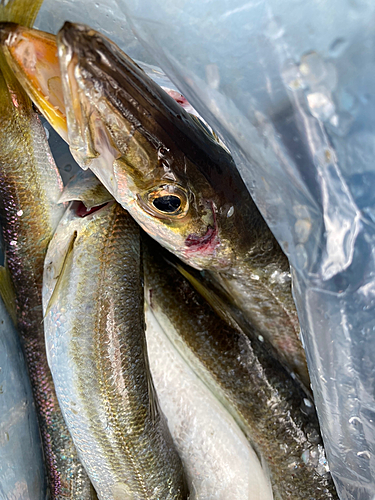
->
[174,262,236,329]
[44,230,77,319]
[58,169,113,209]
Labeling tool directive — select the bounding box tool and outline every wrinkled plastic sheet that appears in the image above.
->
[34,1,375,499]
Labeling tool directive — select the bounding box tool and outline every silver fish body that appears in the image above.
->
[145,304,274,500]
[43,200,188,500]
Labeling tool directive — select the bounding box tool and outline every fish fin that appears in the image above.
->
[147,369,162,424]
[174,262,237,329]
[44,230,77,319]
[90,484,99,500]
[112,482,134,500]
[0,0,43,26]
[142,330,162,423]
[0,264,17,324]
[58,169,113,209]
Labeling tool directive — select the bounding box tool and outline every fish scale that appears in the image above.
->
[0,4,94,495]
[143,236,339,500]
[42,200,188,500]
[0,21,309,387]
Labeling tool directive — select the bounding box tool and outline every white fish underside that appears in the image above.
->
[145,305,274,500]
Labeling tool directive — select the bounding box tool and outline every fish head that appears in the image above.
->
[0,22,67,140]
[57,22,256,271]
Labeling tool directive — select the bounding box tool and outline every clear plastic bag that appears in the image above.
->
[35,1,375,497]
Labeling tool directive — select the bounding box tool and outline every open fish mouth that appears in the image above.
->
[0,22,67,140]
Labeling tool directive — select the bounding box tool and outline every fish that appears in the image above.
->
[0,4,94,498]
[142,235,339,500]
[145,303,274,500]
[0,22,68,140]
[0,21,308,387]
[42,196,188,500]
[0,294,47,500]
[57,21,310,387]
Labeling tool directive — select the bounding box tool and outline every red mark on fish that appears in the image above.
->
[184,202,220,255]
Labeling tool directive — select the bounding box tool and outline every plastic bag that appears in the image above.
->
[35,1,375,497]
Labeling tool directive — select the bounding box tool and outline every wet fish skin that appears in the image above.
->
[0,8,94,497]
[145,304,274,500]
[53,21,308,387]
[143,235,339,500]
[43,200,188,500]
[0,21,308,386]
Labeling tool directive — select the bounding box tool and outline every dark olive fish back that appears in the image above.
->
[143,236,338,500]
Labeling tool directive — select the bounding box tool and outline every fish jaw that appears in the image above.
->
[0,23,67,141]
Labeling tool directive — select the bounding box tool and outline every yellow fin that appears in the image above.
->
[44,230,77,319]
[0,264,17,325]
[0,24,68,140]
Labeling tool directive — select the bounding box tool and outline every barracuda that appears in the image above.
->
[0,21,310,388]
[42,198,188,500]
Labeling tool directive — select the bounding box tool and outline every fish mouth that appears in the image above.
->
[0,23,67,141]
[57,24,96,164]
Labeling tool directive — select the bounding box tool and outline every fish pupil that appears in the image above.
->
[153,195,181,213]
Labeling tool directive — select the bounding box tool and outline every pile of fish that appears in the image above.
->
[0,0,340,498]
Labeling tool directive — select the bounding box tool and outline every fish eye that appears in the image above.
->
[153,195,181,213]
[138,184,189,219]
